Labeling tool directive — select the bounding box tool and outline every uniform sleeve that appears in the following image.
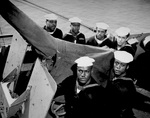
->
[54,76,73,97]
[81,33,86,44]
[62,34,68,41]
[58,29,63,39]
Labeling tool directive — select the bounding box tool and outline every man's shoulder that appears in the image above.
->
[63,75,76,82]
[55,28,63,33]
[105,34,116,42]
[78,32,85,37]
[62,32,71,38]
[114,77,135,88]
[87,36,95,42]
[63,32,72,37]
[58,75,76,87]
[43,25,47,31]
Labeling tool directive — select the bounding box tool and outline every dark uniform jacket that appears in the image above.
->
[134,51,150,91]
[118,43,137,57]
[106,70,136,118]
[63,31,86,44]
[43,26,63,39]
[134,39,150,90]
[54,75,108,118]
[86,35,117,49]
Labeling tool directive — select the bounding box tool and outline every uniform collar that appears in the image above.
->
[68,30,81,37]
[44,26,57,34]
[117,43,131,50]
[75,78,99,93]
[94,34,109,44]
[112,72,133,81]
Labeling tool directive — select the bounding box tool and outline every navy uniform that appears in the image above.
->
[87,22,117,49]
[43,13,63,39]
[63,17,86,44]
[52,56,108,118]
[134,36,150,91]
[106,51,136,118]
[43,14,62,72]
[115,27,138,56]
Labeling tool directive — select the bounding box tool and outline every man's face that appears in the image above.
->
[113,59,128,76]
[77,66,92,85]
[46,20,57,31]
[70,23,80,34]
[96,28,106,40]
[116,35,127,46]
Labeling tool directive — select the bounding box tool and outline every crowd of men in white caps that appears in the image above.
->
[43,13,139,56]
[43,13,150,118]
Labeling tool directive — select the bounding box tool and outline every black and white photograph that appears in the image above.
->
[0,0,150,118]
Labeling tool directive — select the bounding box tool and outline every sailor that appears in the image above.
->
[115,27,137,56]
[86,22,116,49]
[52,56,107,118]
[63,17,86,44]
[43,13,63,39]
[107,50,136,118]
[134,35,150,91]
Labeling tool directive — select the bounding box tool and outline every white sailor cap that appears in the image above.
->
[115,27,130,37]
[143,35,150,47]
[44,13,57,20]
[75,56,95,67]
[96,22,109,30]
[69,17,82,23]
[114,51,133,63]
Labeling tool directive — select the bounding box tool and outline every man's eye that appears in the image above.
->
[85,70,89,73]
[115,62,119,65]
[121,64,126,67]
[78,70,83,73]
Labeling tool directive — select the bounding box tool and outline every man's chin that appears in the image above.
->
[48,27,55,31]
[114,71,121,76]
[78,80,86,86]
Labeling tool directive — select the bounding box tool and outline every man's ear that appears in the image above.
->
[70,24,73,29]
[45,20,48,24]
[126,65,129,70]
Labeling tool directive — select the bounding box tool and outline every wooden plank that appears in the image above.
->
[21,63,34,72]
[21,58,57,118]
[3,32,27,79]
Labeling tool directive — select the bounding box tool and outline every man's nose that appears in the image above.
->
[81,72,86,76]
[116,64,121,69]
